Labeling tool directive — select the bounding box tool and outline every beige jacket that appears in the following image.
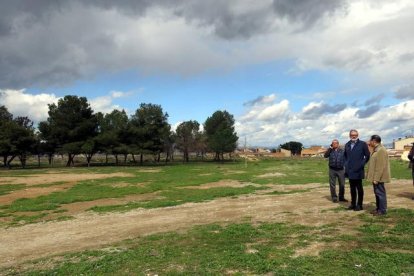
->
[366,144,391,183]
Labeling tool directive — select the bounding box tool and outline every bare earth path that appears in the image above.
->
[1,180,413,268]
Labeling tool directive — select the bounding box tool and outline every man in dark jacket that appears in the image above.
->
[344,129,370,211]
[408,142,414,200]
[324,139,347,203]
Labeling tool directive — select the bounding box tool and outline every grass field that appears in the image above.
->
[0,158,413,275]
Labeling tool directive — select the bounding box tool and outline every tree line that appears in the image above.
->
[0,95,238,168]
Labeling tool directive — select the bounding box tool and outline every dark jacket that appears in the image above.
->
[344,139,370,179]
[408,146,414,163]
[324,148,345,170]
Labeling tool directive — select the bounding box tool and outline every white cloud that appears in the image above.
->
[0,89,59,122]
[0,89,128,124]
[236,94,414,147]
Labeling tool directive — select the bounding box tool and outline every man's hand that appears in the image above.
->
[373,181,378,185]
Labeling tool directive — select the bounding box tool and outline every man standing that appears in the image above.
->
[367,135,390,215]
[344,129,370,211]
[324,139,347,203]
[408,142,414,200]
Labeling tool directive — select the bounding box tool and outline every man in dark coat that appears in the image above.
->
[344,129,370,211]
[408,142,414,200]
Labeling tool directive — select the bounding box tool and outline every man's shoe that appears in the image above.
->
[370,209,378,215]
[332,198,338,203]
[339,198,348,202]
[347,206,355,210]
[373,211,386,216]
[353,206,363,211]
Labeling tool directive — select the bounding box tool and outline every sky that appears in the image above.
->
[0,0,414,147]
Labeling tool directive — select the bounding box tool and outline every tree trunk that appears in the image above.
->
[131,154,136,163]
[124,154,127,163]
[157,153,161,162]
[66,154,75,167]
[19,154,27,168]
[140,153,143,166]
[86,154,93,167]
[115,154,119,165]
[66,154,71,167]
[105,153,108,164]
[2,155,7,167]
[7,155,16,168]
[37,154,41,167]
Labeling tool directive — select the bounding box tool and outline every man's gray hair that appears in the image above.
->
[349,129,359,135]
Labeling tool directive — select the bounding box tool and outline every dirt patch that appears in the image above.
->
[109,182,148,188]
[0,179,413,268]
[181,180,261,190]
[256,172,286,178]
[293,241,345,257]
[62,192,163,214]
[136,169,162,173]
[224,170,246,174]
[0,182,76,205]
[0,173,136,205]
[0,172,135,186]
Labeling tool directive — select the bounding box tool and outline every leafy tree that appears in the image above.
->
[129,103,170,165]
[12,116,36,168]
[280,141,303,156]
[95,109,129,164]
[163,130,175,162]
[0,106,14,167]
[0,106,35,168]
[194,131,208,160]
[38,121,58,165]
[175,120,200,162]
[39,95,98,166]
[204,110,238,161]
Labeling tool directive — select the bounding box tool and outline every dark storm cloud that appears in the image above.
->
[394,85,414,100]
[272,0,348,29]
[301,103,347,119]
[364,93,384,106]
[0,0,350,88]
[355,105,381,118]
[243,95,275,106]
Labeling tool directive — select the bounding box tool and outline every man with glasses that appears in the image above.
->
[344,129,370,211]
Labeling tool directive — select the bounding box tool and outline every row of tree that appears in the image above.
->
[0,95,239,168]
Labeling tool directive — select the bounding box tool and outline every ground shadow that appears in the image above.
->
[397,192,414,200]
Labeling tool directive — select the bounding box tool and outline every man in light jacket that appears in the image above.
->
[367,134,391,216]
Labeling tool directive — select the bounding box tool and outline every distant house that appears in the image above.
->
[393,136,414,150]
[256,148,271,153]
[301,146,326,157]
[272,148,292,158]
[389,136,414,161]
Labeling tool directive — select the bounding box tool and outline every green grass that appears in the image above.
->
[9,208,413,275]
[0,158,412,225]
[0,184,26,196]
[1,158,413,274]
